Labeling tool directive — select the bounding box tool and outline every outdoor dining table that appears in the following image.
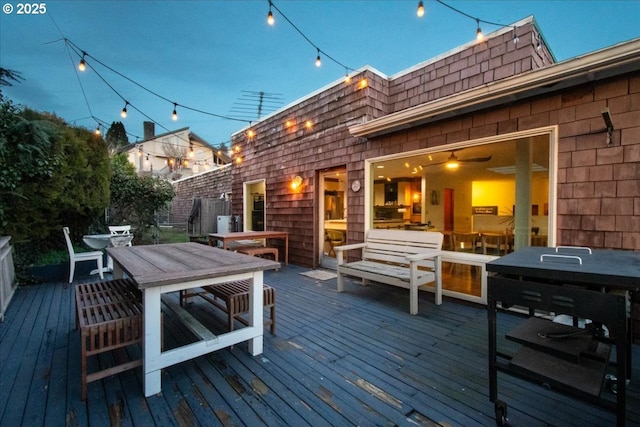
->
[106,242,279,397]
[208,230,289,264]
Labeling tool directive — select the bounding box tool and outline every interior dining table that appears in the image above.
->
[106,242,280,397]
[208,230,289,264]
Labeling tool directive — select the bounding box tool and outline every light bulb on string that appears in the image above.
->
[417,1,424,18]
[512,27,519,44]
[172,103,178,121]
[94,125,101,136]
[315,49,321,67]
[121,101,128,118]
[476,19,483,41]
[267,1,274,25]
[78,53,87,71]
[344,69,352,84]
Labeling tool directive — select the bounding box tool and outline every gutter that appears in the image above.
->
[349,38,640,138]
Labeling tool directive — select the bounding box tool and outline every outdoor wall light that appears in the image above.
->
[291,175,303,190]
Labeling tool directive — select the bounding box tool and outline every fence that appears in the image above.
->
[188,198,232,236]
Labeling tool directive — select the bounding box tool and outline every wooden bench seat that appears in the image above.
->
[238,246,279,266]
[335,229,443,315]
[180,279,275,334]
[75,278,142,400]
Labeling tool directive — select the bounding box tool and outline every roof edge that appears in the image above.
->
[349,37,640,138]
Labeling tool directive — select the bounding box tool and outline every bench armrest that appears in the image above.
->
[335,242,366,265]
[334,242,366,252]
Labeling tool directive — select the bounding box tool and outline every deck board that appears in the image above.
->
[0,263,638,426]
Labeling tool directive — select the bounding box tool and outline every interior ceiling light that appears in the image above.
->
[416,1,425,18]
[121,101,128,118]
[446,159,459,170]
[172,103,178,121]
[267,1,274,25]
[315,48,321,67]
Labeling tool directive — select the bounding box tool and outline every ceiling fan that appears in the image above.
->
[423,150,492,170]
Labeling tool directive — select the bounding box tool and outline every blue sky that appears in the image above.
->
[1,1,639,147]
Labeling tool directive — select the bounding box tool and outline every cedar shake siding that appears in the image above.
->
[169,17,639,268]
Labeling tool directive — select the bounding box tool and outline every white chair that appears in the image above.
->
[108,225,132,246]
[63,227,104,284]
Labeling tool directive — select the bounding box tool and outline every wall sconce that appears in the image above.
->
[602,108,614,146]
[291,175,303,190]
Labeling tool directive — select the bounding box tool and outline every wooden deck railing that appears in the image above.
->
[0,236,16,321]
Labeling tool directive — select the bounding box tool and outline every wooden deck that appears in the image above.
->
[1,263,639,426]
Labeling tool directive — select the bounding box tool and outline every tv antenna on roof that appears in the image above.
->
[229,90,284,121]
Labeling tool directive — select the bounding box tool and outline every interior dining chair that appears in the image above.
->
[63,227,104,284]
[325,230,345,257]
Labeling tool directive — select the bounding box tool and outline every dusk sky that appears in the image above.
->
[1,1,639,147]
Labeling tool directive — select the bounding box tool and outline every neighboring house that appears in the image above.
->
[124,121,230,181]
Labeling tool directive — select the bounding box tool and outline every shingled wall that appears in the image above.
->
[171,18,639,268]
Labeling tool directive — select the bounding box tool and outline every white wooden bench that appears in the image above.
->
[335,229,443,315]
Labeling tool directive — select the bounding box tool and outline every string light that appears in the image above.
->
[120,101,128,118]
[428,1,512,43]
[78,52,87,71]
[94,125,101,135]
[344,69,352,84]
[268,1,353,75]
[267,1,275,25]
[172,103,178,121]
[417,1,425,18]
[512,26,519,44]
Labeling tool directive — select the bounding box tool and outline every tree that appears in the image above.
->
[105,121,129,154]
[0,68,22,93]
[0,97,110,247]
[109,153,175,242]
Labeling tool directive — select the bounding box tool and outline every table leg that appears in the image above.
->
[284,236,289,264]
[143,287,162,397]
[247,271,264,356]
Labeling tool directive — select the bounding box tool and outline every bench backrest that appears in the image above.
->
[362,229,443,267]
